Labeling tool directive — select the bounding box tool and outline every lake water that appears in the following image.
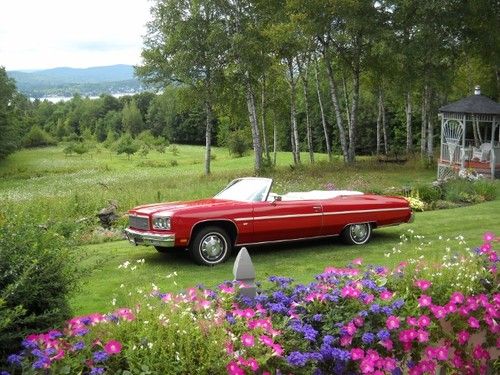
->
[32,92,136,103]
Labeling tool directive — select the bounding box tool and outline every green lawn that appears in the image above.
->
[72,194,499,315]
[1,145,497,315]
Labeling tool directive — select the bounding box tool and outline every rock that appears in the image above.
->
[97,200,119,229]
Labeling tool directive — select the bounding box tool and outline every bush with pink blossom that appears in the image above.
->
[3,233,498,374]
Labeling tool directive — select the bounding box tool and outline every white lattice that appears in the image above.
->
[437,165,458,180]
[443,121,464,162]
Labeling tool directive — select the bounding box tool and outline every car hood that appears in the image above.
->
[129,198,236,217]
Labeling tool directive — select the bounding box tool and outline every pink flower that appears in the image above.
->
[363,294,375,304]
[430,305,447,319]
[435,346,449,361]
[416,330,429,343]
[380,339,393,351]
[345,322,357,335]
[360,358,375,373]
[246,358,259,371]
[407,316,418,326]
[352,258,363,265]
[104,340,122,355]
[457,330,470,345]
[483,232,495,242]
[380,291,393,300]
[386,316,400,330]
[414,279,432,291]
[418,295,432,307]
[468,316,480,329]
[351,348,364,360]
[450,292,464,304]
[340,335,353,346]
[452,353,463,368]
[417,315,431,328]
[272,343,283,356]
[226,361,244,375]
[383,357,397,371]
[259,335,273,347]
[473,345,490,360]
[241,333,254,347]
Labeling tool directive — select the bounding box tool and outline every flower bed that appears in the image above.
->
[4,233,499,374]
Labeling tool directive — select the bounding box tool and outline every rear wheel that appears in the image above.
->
[341,223,372,245]
[190,226,232,266]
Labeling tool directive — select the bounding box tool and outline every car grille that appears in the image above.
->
[129,215,149,230]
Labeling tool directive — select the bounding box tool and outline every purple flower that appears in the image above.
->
[7,354,22,366]
[287,351,308,367]
[323,335,335,346]
[226,314,236,325]
[32,357,50,369]
[1,371,11,375]
[31,349,44,358]
[369,304,381,313]
[268,302,287,314]
[93,351,109,363]
[302,324,318,341]
[362,332,375,344]
[392,299,405,309]
[312,314,323,322]
[21,339,37,350]
[72,341,85,351]
[377,329,390,341]
[381,306,394,315]
[90,367,105,375]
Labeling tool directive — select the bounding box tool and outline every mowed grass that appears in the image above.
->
[1,145,497,315]
[72,197,499,315]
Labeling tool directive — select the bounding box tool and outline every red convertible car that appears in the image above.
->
[125,177,413,266]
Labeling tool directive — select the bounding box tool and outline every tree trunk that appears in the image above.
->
[405,91,413,153]
[273,122,277,166]
[324,54,348,161]
[245,76,262,173]
[381,91,388,155]
[376,91,381,155]
[342,73,351,130]
[421,85,428,157]
[298,58,314,163]
[287,58,300,165]
[426,88,434,161]
[314,59,332,162]
[260,76,270,162]
[347,62,360,163]
[204,100,213,175]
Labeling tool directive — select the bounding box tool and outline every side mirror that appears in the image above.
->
[271,195,282,205]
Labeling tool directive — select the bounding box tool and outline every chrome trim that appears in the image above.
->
[124,228,175,247]
[238,233,339,247]
[234,207,410,222]
[323,207,410,216]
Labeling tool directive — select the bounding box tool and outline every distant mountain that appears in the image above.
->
[7,64,144,98]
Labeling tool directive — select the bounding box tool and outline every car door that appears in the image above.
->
[250,199,323,243]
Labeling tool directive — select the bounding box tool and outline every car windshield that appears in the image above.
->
[214,178,272,202]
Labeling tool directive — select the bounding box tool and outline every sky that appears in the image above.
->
[0,0,151,71]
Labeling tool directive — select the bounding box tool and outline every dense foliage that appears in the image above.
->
[0,213,83,364]
[3,232,498,374]
[1,1,499,172]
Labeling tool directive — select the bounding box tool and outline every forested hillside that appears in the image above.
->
[1,0,498,174]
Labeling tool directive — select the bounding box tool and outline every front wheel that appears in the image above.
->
[341,223,372,245]
[190,226,232,266]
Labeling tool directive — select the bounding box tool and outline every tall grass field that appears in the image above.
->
[0,145,498,315]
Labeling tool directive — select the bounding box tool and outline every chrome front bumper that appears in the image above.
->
[124,228,175,247]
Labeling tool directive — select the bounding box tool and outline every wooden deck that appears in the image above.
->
[438,159,500,178]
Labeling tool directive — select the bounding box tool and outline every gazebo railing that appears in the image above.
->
[441,142,464,165]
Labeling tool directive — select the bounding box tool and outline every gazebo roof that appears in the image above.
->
[439,93,500,115]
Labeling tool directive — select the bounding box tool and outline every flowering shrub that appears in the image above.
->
[4,233,498,374]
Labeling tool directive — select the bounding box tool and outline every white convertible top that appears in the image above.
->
[276,190,363,201]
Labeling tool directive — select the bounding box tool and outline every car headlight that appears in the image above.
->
[153,216,171,230]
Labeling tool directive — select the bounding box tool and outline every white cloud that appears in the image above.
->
[0,0,151,70]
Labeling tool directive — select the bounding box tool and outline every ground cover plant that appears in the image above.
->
[4,232,498,374]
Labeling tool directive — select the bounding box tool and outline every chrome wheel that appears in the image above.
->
[200,233,226,261]
[341,223,372,245]
[190,226,232,266]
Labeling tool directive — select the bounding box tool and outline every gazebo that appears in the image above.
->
[438,86,500,179]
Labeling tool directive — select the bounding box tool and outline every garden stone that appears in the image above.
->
[233,247,257,298]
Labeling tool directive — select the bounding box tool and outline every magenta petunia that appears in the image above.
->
[352,257,363,266]
[457,330,470,345]
[104,340,122,355]
[417,315,431,328]
[226,361,244,375]
[450,291,465,304]
[386,316,400,330]
[418,294,432,307]
[468,316,480,329]
[414,279,432,291]
[351,348,364,360]
[484,232,495,242]
[380,291,393,300]
[241,333,255,347]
